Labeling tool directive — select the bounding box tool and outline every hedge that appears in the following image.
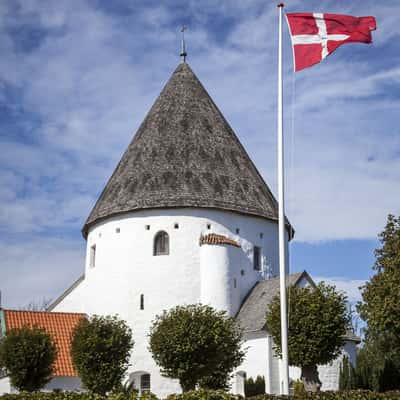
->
[1,390,400,400]
[247,391,400,400]
[0,392,155,400]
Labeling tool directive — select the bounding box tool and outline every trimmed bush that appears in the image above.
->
[266,282,349,391]
[71,315,134,395]
[149,304,245,391]
[0,325,56,392]
[247,392,400,400]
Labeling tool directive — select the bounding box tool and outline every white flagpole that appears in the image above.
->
[277,2,289,395]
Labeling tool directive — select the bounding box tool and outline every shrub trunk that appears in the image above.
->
[181,379,196,392]
[301,365,321,392]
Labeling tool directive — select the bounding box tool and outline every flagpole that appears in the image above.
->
[277,2,289,395]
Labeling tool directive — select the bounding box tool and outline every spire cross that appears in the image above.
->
[180,25,187,63]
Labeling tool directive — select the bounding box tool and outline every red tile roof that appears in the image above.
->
[2,310,86,377]
[199,233,241,248]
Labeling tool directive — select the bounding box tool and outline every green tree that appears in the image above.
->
[357,214,400,385]
[71,315,134,395]
[266,282,349,391]
[353,343,377,391]
[149,304,245,392]
[351,334,400,392]
[244,375,265,397]
[0,325,56,391]
[339,355,356,390]
[198,369,232,391]
[358,214,400,336]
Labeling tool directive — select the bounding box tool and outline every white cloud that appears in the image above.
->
[314,276,366,303]
[1,0,398,242]
[0,0,399,305]
[0,237,85,309]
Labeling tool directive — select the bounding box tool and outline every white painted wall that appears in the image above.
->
[44,377,83,392]
[200,244,244,316]
[286,340,359,391]
[0,377,11,395]
[235,333,357,395]
[0,376,83,394]
[237,334,268,385]
[318,340,358,391]
[52,208,284,398]
[234,333,283,395]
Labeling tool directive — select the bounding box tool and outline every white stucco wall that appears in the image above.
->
[236,332,357,395]
[0,376,83,394]
[286,340,358,391]
[52,208,284,398]
[200,244,244,316]
[234,333,285,395]
[237,333,269,386]
[0,377,11,395]
[318,340,358,391]
[44,377,83,392]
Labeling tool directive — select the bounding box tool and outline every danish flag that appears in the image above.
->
[286,13,377,71]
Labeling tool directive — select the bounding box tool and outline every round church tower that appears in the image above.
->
[52,62,293,397]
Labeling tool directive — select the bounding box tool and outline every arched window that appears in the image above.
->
[154,231,169,256]
[128,371,151,395]
[140,373,151,393]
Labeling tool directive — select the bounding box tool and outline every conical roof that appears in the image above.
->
[83,63,289,237]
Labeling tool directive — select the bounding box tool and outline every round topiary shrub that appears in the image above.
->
[0,325,56,392]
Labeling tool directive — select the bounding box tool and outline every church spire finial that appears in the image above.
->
[180,25,187,63]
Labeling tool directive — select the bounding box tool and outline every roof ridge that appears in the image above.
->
[3,309,86,316]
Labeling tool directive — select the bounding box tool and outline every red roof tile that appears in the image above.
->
[199,233,241,248]
[3,310,86,377]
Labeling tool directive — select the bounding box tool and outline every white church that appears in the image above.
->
[0,61,359,396]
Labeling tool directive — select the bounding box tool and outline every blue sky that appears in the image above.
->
[0,0,399,310]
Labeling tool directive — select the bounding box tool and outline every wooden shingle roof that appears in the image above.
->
[235,272,311,332]
[83,63,292,238]
[1,310,86,377]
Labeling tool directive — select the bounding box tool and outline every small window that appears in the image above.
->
[140,374,151,393]
[90,245,96,268]
[253,246,261,271]
[207,223,211,230]
[145,225,150,230]
[240,269,245,276]
[236,228,240,234]
[233,278,237,288]
[174,223,179,229]
[260,232,264,239]
[116,227,120,233]
[140,294,144,310]
[154,231,169,256]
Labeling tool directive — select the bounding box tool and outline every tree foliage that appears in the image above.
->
[338,340,400,392]
[71,315,134,395]
[266,282,349,390]
[358,214,400,347]
[339,356,356,391]
[356,214,400,391]
[266,282,349,367]
[244,376,265,397]
[0,325,56,392]
[149,304,245,392]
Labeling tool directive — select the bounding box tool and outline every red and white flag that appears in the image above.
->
[286,13,377,72]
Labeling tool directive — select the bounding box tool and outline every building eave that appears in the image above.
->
[46,274,85,311]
